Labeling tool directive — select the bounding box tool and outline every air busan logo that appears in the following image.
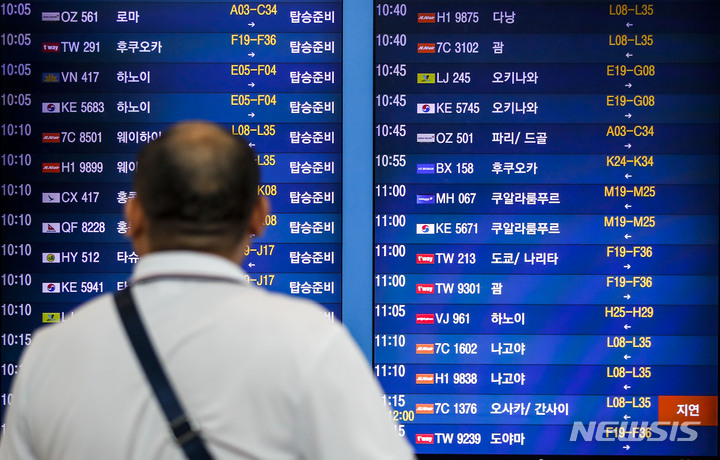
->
[415,434,434,444]
[416,164,435,174]
[416,284,434,294]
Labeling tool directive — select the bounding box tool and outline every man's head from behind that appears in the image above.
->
[126,121,267,260]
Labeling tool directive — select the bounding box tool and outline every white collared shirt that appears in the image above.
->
[0,251,414,460]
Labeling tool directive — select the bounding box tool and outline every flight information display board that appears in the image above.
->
[373,0,719,457]
[1,0,341,425]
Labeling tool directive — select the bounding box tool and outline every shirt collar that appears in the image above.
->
[131,250,248,284]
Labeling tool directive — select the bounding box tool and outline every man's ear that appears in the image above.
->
[125,198,149,255]
[247,196,269,239]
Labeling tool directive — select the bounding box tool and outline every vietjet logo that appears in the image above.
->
[417,13,436,23]
[416,284,434,294]
[416,314,434,324]
[416,344,435,354]
[416,254,434,264]
[416,404,435,414]
[416,374,434,384]
[416,434,434,444]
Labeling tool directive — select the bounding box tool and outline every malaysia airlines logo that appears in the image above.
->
[416,254,435,264]
[42,283,59,293]
[42,163,61,173]
[42,192,61,203]
[417,103,435,114]
[416,314,435,324]
[416,284,435,294]
[416,344,435,354]
[415,404,435,414]
[417,43,436,53]
[416,374,435,384]
[416,223,435,234]
[416,194,435,204]
[417,13,436,23]
[42,103,60,113]
[42,222,60,233]
[42,42,60,52]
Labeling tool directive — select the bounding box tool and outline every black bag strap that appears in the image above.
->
[114,288,214,460]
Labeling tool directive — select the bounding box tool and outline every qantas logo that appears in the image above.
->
[416,374,435,384]
[416,254,435,264]
[42,163,61,172]
[416,314,434,324]
[417,43,436,53]
[416,344,435,354]
[417,13,436,23]
[415,404,435,414]
[416,434,434,444]
[416,284,434,294]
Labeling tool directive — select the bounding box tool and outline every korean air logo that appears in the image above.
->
[42,103,60,113]
[42,283,59,293]
[416,103,435,114]
[416,223,435,234]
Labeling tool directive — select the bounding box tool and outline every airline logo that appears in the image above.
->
[42,133,61,143]
[42,12,60,21]
[417,43,436,53]
[42,192,61,203]
[416,194,435,204]
[42,73,60,83]
[416,374,435,384]
[416,283,435,294]
[42,283,59,293]
[416,434,434,444]
[417,73,435,84]
[416,164,436,174]
[416,403,435,414]
[42,313,61,322]
[417,103,435,114]
[42,222,60,233]
[417,13,436,23]
[417,133,435,143]
[42,163,61,173]
[416,314,435,324]
[42,102,60,113]
[416,223,435,234]
[42,253,61,263]
[416,254,435,264]
[42,42,60,52]
[416,343,435,354]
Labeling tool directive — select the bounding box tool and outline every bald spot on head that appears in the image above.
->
[133,121,259,252]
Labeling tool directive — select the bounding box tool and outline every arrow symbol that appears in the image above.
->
[624,143,632,149]
[249,142,256,147]
[625,173,632,179]
[248,262,255,268]
[248,22,255,27]
[626,22,633,28]
[624,264,631,270]
[624,294,631,300]
[625,83,632,88]
[624,445,630,451]
[624,414,631,420]
[624,384,632,390]
[248,112,255,118]
[624,234,632,240]
[624,203,632,209]
[626,52,633,58]
[248,82,255,88]
[624,354,631,360]
[625,113,632,118]
[248,52,255,58]
[624,323,631,329]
